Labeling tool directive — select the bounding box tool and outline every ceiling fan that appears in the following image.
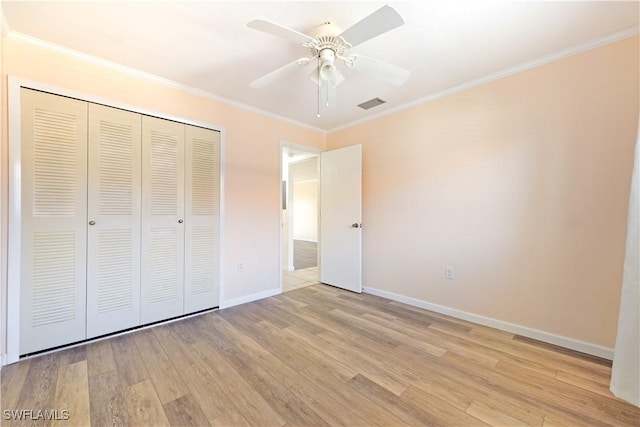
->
[247,5,410,112]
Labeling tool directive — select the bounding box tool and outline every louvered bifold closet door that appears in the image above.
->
[184,126,220,313]
[86,104,142,338]
[141,116,185,324]
[20,89,88,355]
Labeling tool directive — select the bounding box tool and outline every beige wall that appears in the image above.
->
[327,36,639,348]
[293,180,318,242]
[0,35,325,356]
[291,157,318,242]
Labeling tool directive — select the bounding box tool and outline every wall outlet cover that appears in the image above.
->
[445,266,455,280]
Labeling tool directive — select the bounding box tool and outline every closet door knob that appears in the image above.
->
[178,219,184,224]
[88,221,96,226]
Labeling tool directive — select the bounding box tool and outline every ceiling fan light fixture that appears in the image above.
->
[319,61,336,81]
[318,48,337,82]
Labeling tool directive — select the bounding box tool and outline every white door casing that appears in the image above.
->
[320,144,362,293]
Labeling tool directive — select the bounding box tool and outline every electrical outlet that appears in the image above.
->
[237,263,244,273]
[445,266,455,280]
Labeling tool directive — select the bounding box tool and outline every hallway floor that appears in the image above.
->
[293,240,317,270]
[283,267,319,293]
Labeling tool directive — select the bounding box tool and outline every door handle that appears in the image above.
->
[88,221,96,226]
[351,223,362,228]
[178,219,184,224]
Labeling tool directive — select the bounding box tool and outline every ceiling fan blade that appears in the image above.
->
[248,19,315,44]
[338,5,404,48]
[250,57,312,88]
[347,54,410,86]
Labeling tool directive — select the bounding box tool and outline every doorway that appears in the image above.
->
[281,143,321,293]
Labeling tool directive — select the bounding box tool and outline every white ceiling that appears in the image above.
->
[3,1,638,132]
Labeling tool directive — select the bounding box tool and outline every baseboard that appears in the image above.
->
[221,288,281,309]
[1,353,7,368]
[363,286,614,360]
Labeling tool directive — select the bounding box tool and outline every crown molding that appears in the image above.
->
[329,25,640,134]
[5,31,327,134]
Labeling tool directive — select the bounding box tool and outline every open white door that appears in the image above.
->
[320,144,362,293]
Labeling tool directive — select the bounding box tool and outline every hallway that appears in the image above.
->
[283,240,318,292]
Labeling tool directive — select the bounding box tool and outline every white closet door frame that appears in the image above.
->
[5,77,225,365]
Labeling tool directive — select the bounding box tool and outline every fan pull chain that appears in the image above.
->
[326,80,330,108]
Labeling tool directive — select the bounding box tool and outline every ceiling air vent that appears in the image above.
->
[357,97,386,110]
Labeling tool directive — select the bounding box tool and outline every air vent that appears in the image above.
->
[357,97,386,110]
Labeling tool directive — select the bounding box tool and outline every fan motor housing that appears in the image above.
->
[308,21,343,38]
[306,22,350,57]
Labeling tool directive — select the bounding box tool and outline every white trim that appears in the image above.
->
[218,128,227,311]
[329,26,640,133]
[0,7,4,367]
[280,140,323,156]
[363,286,614,360]
[288,153,320,164]
[220,288,281,310]
[6,31,326,134]
[279,140,322,293]
[7,80,23,365]
[5,76,226,364]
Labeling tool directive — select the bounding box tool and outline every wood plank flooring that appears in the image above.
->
[2,284,639,426]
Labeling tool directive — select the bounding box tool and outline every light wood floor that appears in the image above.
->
[2,284,638,426]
